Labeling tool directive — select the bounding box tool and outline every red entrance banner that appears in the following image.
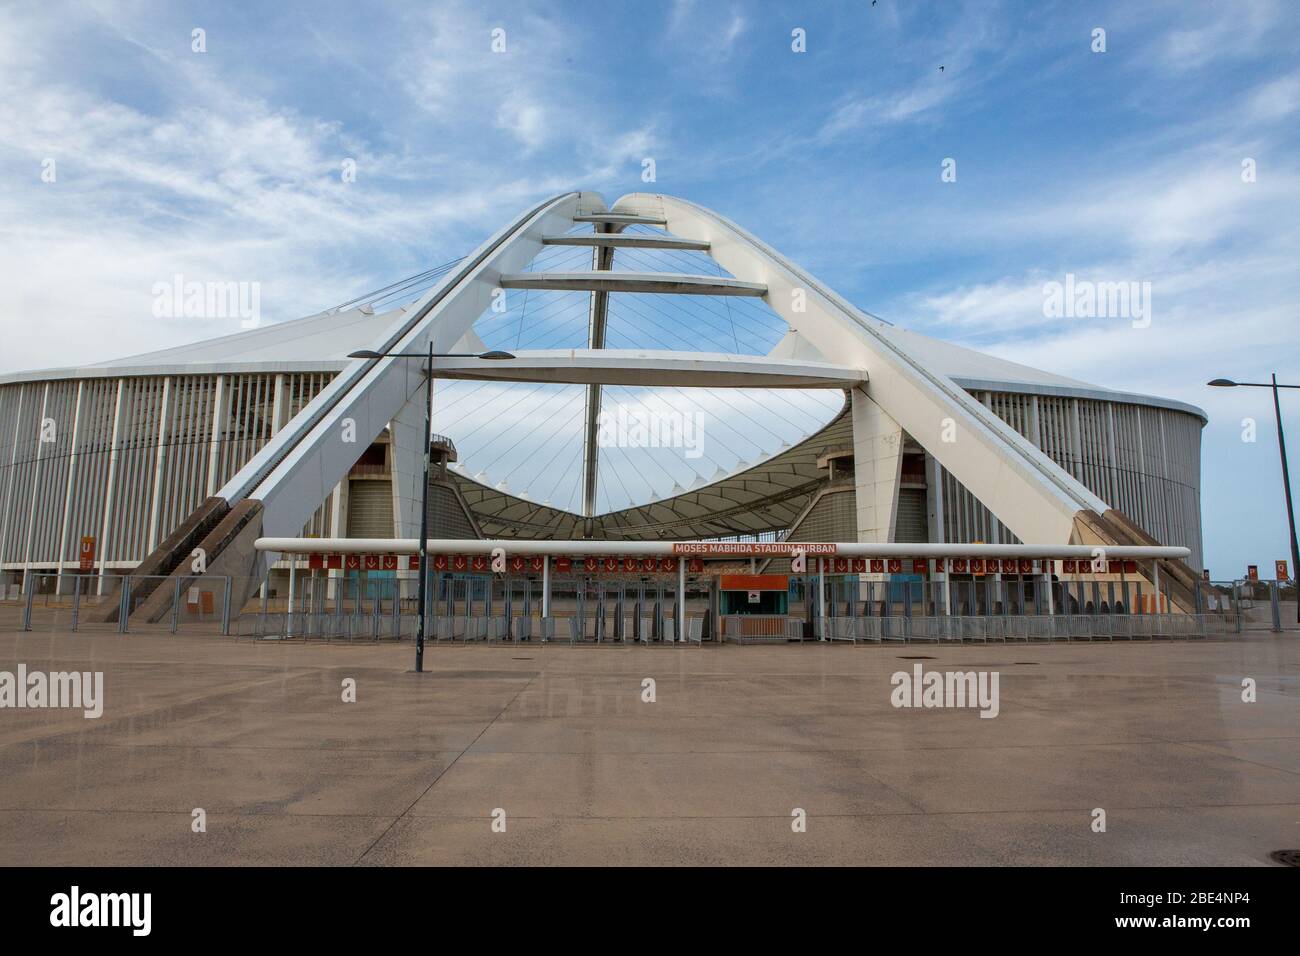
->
[672,542,836,556]
[78,536,95,572]
[719,574,789,592]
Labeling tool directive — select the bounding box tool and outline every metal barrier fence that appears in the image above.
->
[1,570,1246,644]
[819,612,1232,643]
[8,573,234,635]
[722,614,804,644]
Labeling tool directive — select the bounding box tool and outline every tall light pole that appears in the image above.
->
[1209,374,1300,623]
[349,345,515,670]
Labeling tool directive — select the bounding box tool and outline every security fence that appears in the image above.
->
[1,569,1255,643]
[8,572,234,635]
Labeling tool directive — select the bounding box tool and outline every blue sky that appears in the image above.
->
[1,0,1298,576]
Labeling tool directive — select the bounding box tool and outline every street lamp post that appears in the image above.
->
[1208,374,1300,623]
[349,345,515,670]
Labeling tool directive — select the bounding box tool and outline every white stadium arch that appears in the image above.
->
[0,191,1206,612]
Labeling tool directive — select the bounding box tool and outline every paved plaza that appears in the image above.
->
[0,630,1296,865]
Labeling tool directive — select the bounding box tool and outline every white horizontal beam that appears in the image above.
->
[256,537,1191,560]
[542,234,710,250]
[427,349,865,388]
[499,272,767,296]
[573,213,666,225]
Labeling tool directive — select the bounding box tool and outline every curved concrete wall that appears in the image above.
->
[0,371,1204,575]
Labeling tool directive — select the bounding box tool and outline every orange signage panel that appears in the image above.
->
[78,536,95,572]
[719,574,789,592]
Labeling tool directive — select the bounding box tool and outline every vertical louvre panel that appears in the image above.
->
[60,379,116,562]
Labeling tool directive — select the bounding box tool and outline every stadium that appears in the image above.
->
[0,191,1211,639]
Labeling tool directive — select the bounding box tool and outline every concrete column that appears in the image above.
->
[1068,398,1083,481]
[270,373,289,433]
[146,376,172,552]
[818,557,827,639]
[0,381,27,574]
[850,388,903,546]
[20,382,52,594]
[676,557,686,641]
[542,556,550,617]
[287,560,296,637]
[55,381,85,588]
[96,380,126,594]
[205,374,227,496]
[389,386,431,544]
[327,480,346,600]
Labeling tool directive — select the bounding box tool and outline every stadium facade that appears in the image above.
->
[0,191,1206,604]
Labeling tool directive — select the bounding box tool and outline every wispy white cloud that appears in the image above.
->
[1152,0,1282,71]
